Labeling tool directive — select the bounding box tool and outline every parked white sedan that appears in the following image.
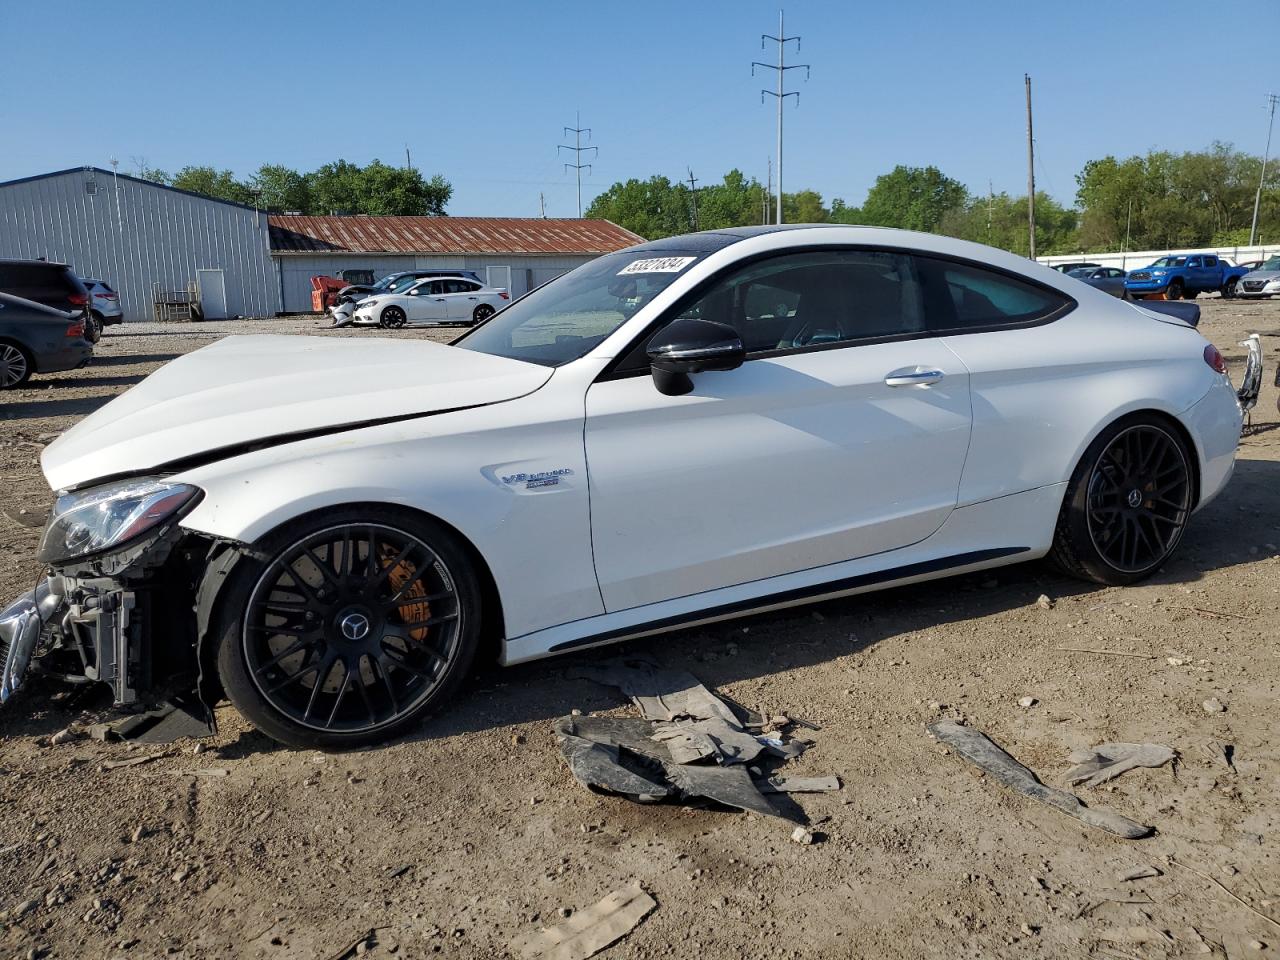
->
[351,277,509,328]
[1,226,1256,749]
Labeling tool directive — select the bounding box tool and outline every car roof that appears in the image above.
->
[0,258,71,268]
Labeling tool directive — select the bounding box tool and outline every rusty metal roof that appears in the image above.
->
[269,215,644,256]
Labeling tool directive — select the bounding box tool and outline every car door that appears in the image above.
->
[403,280,448,323]
[443,279,479,320]
[583,248,973,612]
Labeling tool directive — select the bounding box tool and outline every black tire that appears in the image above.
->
[1165,280,1183,301]
[1183,289,1198,300]
[1222,278,1238,299]
[85,312,103,344]
[213,505,482,749]
[380,306,407,329]
[471,303,496,325]
[1050,415,1194,586]
[0,340,33,389]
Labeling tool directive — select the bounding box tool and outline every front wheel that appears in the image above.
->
[1222,278,1238,299]
[85,312,103,343]
[1050,416,1193,585]
[380,306,407,329]
[471,303,496,325]
[214,507,482,749]
[1165,280,1183,300]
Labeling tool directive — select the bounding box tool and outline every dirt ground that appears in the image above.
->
[0,302,1277,960]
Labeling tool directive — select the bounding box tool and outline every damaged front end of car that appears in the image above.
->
[0,478,232,717]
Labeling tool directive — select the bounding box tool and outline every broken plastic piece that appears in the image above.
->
[1063,742,1176,788]
[509,883,656,960]
[928,720,1151,840]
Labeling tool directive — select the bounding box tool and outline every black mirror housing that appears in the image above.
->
[646,318,746,396]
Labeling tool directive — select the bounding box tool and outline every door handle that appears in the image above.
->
[884,366,945,387]
[434,298,447,302]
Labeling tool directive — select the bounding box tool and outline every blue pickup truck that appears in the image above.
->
[1124,254,1250,300]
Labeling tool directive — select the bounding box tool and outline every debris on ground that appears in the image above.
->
[1117,866,1162,881]
[1203,697,1226,714]
[1063,743,1176,788]
[1036,594,1053,610]
[1018,696,1038,709]
[556,658,835,821]
[927,720,1151,839]
[790,826,815,845]
[1204,740,1235,770]
[509,883,656,960]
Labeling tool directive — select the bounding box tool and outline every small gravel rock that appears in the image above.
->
[790,826,814,845]
[1203,698,1226,714]
[1018,696,1037,709]
[1035,594,1053,610]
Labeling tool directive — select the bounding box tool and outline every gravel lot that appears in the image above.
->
[0,301,1277,959]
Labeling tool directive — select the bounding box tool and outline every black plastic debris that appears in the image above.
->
[554,658,840,821]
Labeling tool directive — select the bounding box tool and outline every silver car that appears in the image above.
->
[82,278,124,327]
[1237,255,1280,299]
[1066,265,1129,299]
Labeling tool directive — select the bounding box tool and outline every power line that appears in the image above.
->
[558,112,598,218]
[1249,93,1278,246]
[753,10,809,224]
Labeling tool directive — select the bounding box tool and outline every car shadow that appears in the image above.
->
[88,353,181,367]
[0,395,118,420]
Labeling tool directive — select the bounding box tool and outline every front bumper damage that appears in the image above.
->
[0,524,233,716]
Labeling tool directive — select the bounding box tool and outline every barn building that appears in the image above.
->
[269,215,644,312]
[0,166,643,321]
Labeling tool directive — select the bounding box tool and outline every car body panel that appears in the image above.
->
[0,293,93,376]
[41,334,552,491]
[583,337,972,611]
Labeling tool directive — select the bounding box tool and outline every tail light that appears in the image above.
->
[499,291,510,300]
[1203,344,1227,374]
[96,292,118,301]
[68,293,88,307]
[66,321,85,338]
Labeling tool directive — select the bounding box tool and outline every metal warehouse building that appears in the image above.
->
[0,166,643,321]
[268,215,643,312]
[0,167,279,322]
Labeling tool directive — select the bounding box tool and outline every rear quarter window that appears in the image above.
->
[916,257,1072,333]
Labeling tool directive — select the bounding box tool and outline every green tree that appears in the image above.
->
[586,175,691,238]
[250,164,312,213]
[937,191,1078,256]
[169,166,254,205]
[857,165,968,232]
[306,160,450,216]
[782,189,829,223]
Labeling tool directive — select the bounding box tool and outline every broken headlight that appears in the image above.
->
[38,479,202,564]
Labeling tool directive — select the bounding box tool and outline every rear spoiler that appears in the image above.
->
[1134,300,1200,327]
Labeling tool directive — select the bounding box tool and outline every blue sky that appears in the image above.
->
[2,0,1276,218]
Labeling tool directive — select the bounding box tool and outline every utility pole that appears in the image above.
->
[986,179,994,242]
[405,144,413,172]
[764,158,772,224]
[109,156,123,232]
[1025,74,1036,260]
[558,112,597,218]
[686,167,699,230]
[1249,93,1279,246]
[539,192,546,219]
[753,11,809,224]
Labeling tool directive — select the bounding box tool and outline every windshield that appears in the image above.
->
[1151,257,1186,267]
[1259,256,1280,271]
[368,274,399,292]
[455,251,702,366]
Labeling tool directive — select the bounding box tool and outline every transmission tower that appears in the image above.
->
[753,10,809,224]
[558,112,597,218]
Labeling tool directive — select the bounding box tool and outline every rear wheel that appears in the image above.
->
[380,306,407,329]
[214,507,482,749]
[1165,280,1183,300]
[471,303,496,325]
[0,341,32,389]
[1222,278,1238,298]
[1050,416,1193,585]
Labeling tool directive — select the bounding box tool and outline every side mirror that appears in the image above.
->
[646,318,746,396]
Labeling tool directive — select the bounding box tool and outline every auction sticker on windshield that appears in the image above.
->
[618,256,697,275]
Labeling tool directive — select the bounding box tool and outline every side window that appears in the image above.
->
[1203,256,1216,267]
[914,256,1071,332]
[1187,257,1201,268]
[666,250,926,354]
[444,279,472,294]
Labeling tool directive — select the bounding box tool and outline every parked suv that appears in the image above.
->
[82,278,124,327]
[0,259,96,340]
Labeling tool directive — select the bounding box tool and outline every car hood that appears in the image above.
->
[1243,269,1280,281]
[42,335,552,490]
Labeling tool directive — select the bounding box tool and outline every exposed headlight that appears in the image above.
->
[39,479,202,564]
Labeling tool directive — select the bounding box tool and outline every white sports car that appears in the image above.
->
[351,276,509,328]
[0,226,1257,749]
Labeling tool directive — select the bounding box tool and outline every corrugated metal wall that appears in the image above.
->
[275,253,599,312]
[0,169,280,322]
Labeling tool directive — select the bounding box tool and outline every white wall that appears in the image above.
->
[1040,244,1280,272]
[0,168,280,321]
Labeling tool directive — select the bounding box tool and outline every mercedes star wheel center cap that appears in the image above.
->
[340,612,371,641]
[1127,489,1143,508]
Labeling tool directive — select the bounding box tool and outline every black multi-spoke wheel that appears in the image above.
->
[380,306,407,329]
[1052,417,1194,585]
[471,303,495,325]
[215,509,481,748]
